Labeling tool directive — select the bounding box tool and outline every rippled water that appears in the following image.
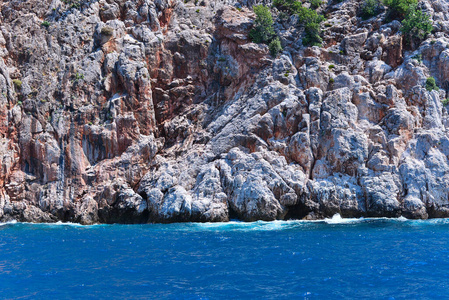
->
[1,215,449,299]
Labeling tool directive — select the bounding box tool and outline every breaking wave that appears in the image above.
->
[3,215,449,231]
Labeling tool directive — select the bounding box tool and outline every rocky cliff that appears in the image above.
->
[1,0,449,224]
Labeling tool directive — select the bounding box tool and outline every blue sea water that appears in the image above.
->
[1,215,449,299]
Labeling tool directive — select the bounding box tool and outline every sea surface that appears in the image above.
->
[1,215,449,299]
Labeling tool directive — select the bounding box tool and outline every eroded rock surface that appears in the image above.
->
[1,0,449,223]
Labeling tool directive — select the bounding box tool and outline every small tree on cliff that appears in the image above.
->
[250,5,283,57]
[250,5,275,44]
[400,5,433,47]
[360,0,382,20]
[297,7,325,46]
[269,38,283,56]
[383,0,417,20]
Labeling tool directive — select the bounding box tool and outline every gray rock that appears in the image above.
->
[3,0,449,223]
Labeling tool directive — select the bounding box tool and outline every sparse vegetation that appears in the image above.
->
[250,5,282,57]
[383,0,417,20]
[279,12,289,20]
[328,64,335,69]
[442,98,449,106]
[62,0,81,9]
[309,0,323,9]
[12,79,22,89]
[360,0,381,20]
[329,77,335,83]
[272,0,302,15]
[298,7,325,46]
[249,5,275,44]
[272,0,325,46]
[400,5,433,46]
[41,21,50,28]
[72,72,84,83]
[269,37,283,57]
[412,53,422,63]
[425,76,439,92]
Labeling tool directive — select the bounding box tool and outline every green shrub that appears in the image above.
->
[273,0,325,46]
[329,77,335,83]
[303,23,322,46]
[41,21,50,27]
[62,0,81,9]
[273,0,302,15]
[442,98,449,106]
[73,72,84,83]
[269,37,283,57]
[360,0,381,20]
[401,5,432,45]
[12,79,22,89]
[249,5,275,44]
[309,0,323,9]
[425,77,439,92]
[297,7,325,46]
[328,64,335,69]
[297,6,325,24]
[412,53,422,63]
[272,1,325,47]
[278,12,289,20]
[383,0,417,20]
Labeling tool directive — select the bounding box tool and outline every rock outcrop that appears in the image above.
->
[1,0,449,223]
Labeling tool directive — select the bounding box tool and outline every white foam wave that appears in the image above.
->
[187,219,304,231]
[3,215,449,230]
[40,221,110,227]
[0,220,17,227]
[324,214,364,224]
[184,215,444,231]
[5,221,108,227]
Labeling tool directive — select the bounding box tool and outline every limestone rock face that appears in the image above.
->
[2,0,449,223]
